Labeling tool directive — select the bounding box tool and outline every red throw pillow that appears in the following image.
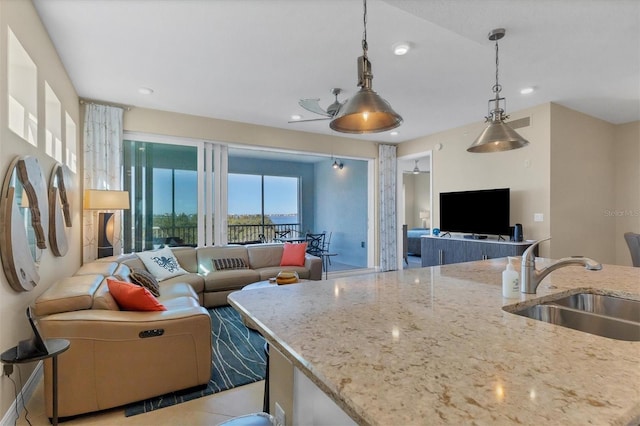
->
[107,279,166,311]
[280,242,307,267]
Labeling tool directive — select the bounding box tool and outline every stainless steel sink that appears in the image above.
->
[507,293,640,342]
[551,293,640,323]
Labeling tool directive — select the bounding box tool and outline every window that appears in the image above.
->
[45,82,62,161]
[227,174,300,243]
[8,28,38,146]
[123,140,199,252]
[65,112,77,173]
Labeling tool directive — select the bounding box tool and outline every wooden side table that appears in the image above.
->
[1,338,70,426]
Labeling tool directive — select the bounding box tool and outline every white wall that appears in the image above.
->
[614,121,640,266]
[399,102,639,265]
[123,107,378,160]
[399,103,552,256]
[549,104,617,262]
[0,0,80,417]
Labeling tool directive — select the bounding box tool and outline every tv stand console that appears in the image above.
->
[421,236,533,267]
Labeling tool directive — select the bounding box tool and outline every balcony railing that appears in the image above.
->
[151,223,302,246]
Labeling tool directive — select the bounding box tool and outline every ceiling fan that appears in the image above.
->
[289,88,344,123]
[404,160,429,175]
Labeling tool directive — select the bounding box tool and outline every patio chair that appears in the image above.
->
[274,229,290,240]
[305,232,325,257]
[322,231,333,265]
[164,236,185,247]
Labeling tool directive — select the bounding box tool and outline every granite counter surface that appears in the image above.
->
[228,259,640,425]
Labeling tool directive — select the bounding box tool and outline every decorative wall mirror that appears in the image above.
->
[0,156,49,291]
[49,163,72,256]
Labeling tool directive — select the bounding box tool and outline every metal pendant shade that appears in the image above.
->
[330,0,402,134]
[468,28,529,153]
[468,119,529,153]
[330,86,403,134]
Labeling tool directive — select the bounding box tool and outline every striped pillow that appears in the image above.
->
[130,269,161,297]
[213,258,248,271]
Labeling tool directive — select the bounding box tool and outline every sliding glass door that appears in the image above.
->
[122,140,200,252]
[122,137,304,251]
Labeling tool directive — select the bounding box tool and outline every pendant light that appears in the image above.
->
[467,28,529,153]
[330,0,402,134]
[412,160,421,174]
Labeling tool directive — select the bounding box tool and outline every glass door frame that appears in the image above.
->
[124,132,214,248]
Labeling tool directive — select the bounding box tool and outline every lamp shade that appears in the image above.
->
[83,189,130,210]
[330,87,403,134]
[467,120,529,153]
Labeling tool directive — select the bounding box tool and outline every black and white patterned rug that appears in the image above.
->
[125,305,266,416]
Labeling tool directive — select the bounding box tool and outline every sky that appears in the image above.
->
[153,171,298,216]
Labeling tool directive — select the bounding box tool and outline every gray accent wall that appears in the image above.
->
[314,159,368,268]
[229,154,368,268]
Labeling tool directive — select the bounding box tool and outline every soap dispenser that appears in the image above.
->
[502,257,520,298]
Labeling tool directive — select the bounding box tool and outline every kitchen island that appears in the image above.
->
[228,258,640,425]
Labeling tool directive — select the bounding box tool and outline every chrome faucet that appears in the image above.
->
[520,238,602,294]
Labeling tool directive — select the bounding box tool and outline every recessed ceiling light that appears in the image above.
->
[290,114,302,120]
[520,87,535,95]
[138,87,154,95]
[392,42,411,56]
[390,131,399,136]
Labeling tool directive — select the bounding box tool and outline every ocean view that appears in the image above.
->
[268,214,298,225]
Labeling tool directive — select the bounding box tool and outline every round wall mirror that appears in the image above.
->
[0,156,49,291]
[49,163,72,256]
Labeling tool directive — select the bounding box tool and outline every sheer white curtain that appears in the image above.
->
[83,104,124,263]
[379,144,397,271]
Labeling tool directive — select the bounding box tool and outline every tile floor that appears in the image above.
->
[404,254,422,269]
[15,378,264,426]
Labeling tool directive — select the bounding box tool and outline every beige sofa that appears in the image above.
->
[32,243,321,418]
[118,243,322,307]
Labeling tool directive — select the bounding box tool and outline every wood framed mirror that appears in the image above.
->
[0,156,49,291]
[49,163,72,256]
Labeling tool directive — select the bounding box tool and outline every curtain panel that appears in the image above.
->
[83,104,124,263]
[378,144,397,271]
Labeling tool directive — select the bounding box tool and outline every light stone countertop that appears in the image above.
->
[228,258,640,425]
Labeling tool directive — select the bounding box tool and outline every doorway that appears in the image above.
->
[397,152,432,269]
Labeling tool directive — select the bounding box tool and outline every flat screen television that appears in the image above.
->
[439,188,510,237]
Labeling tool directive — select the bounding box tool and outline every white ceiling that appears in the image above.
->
[33,0,639,144]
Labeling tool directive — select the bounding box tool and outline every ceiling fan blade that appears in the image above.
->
[298,98,331,117]
[326,100,343,117]
[288,118,331,124]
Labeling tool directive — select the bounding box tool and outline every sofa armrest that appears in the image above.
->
[305,254,322,280]
[39,306,212,417]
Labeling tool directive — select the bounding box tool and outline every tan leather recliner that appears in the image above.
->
[34,269,212,418]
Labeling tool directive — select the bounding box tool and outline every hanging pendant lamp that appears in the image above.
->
[330,0,402,134]
[412,160,421,174]
[467,28,529,153]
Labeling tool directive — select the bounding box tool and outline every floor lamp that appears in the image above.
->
[83,189,130,258]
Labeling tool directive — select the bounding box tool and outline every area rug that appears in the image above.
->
[124,305,266,416]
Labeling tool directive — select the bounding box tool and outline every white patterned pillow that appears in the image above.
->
[136,247,188,281]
